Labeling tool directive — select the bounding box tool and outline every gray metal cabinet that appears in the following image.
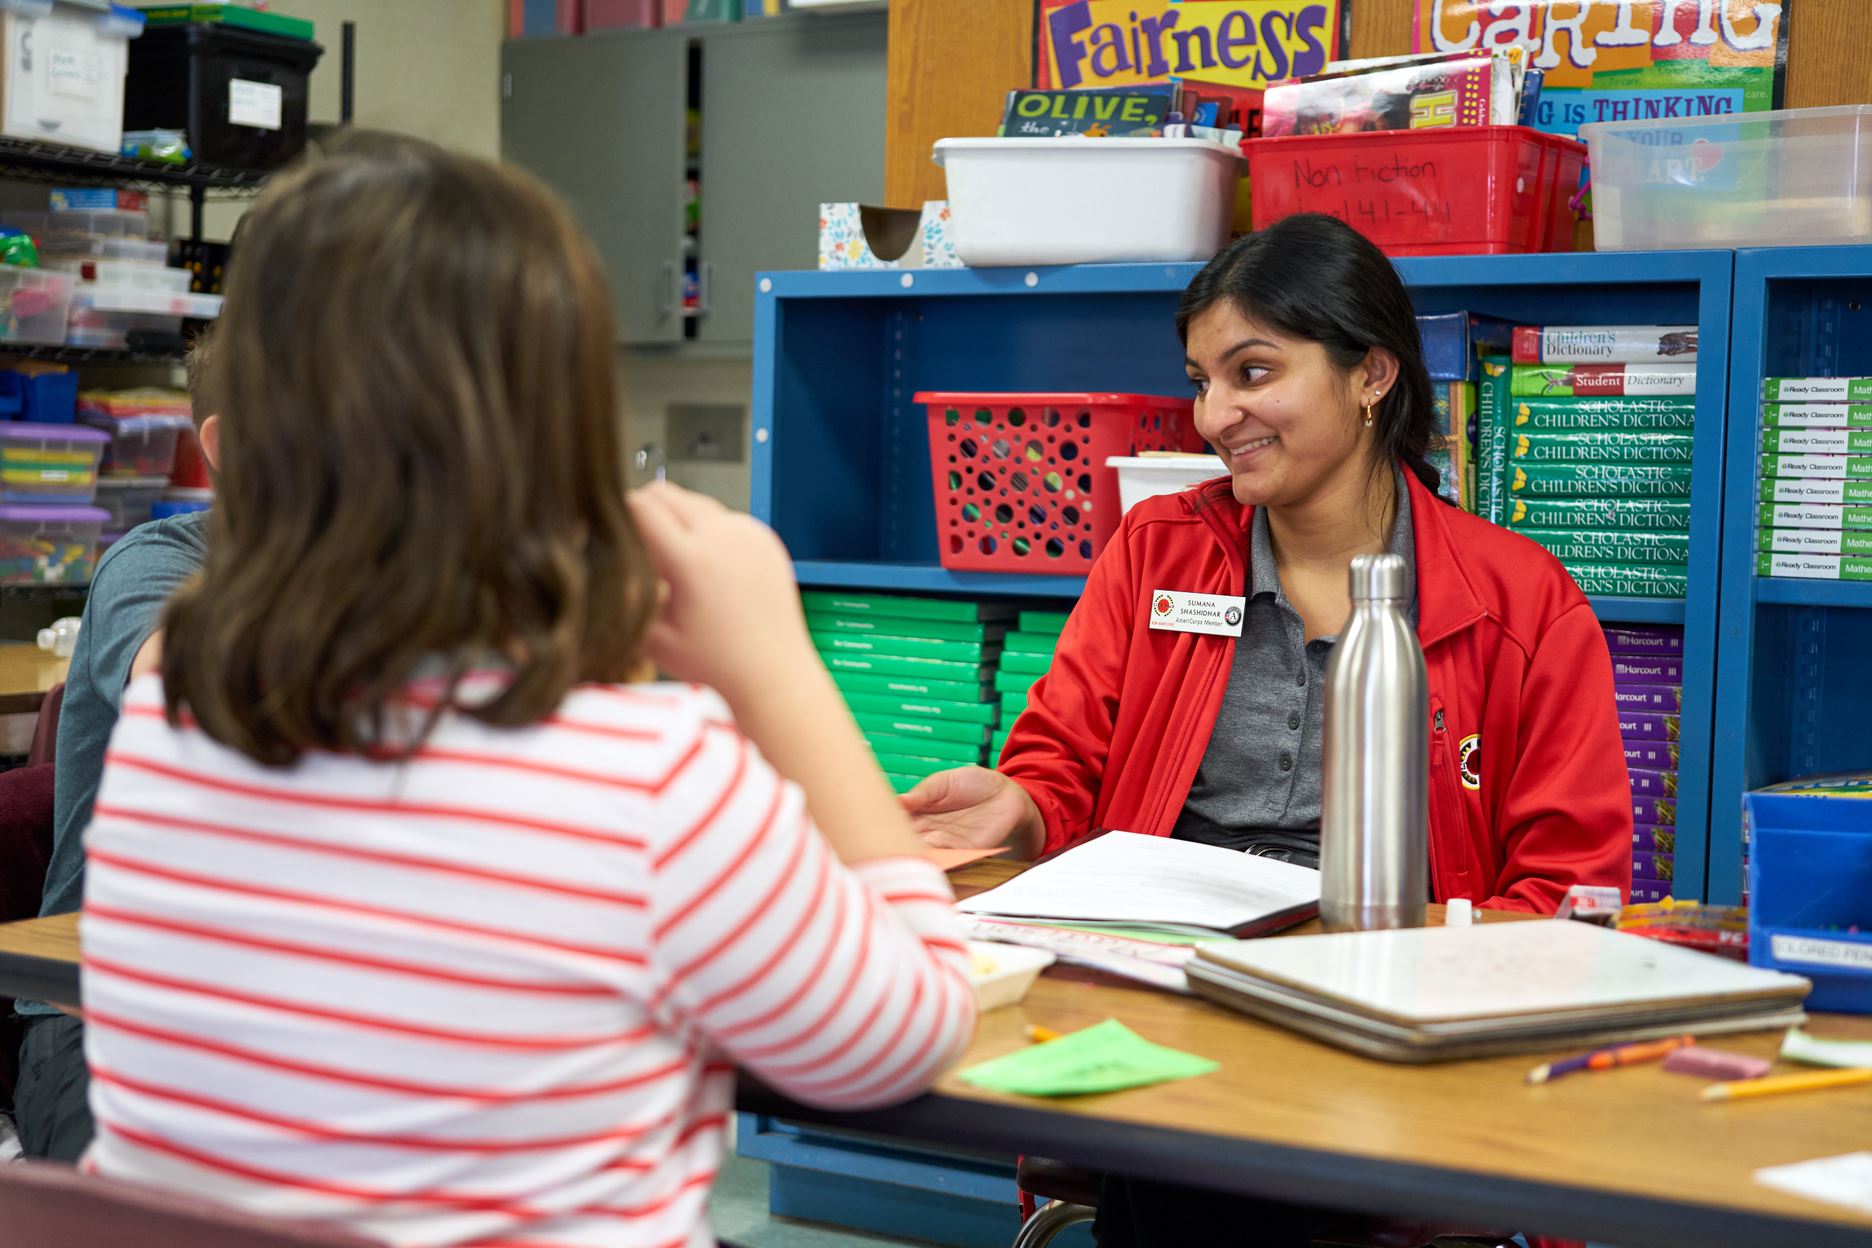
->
[501,13,885,349]
[695,14,886,344]
[501,30,689,347]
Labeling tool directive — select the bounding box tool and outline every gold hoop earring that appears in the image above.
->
[1363,396,1376,428]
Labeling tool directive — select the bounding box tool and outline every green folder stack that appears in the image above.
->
[988,610,1066,765]
[805,590,1013,792]
[1756,380,1872,582]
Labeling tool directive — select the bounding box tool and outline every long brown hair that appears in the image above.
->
[162,132,653,765]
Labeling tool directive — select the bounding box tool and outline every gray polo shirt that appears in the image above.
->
[1172,473,1417,865]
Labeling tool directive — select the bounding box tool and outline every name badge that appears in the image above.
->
[1147,589,1245,637]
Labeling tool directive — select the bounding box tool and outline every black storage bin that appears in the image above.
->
[124,24,323,171]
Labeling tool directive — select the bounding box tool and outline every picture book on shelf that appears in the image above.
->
[1261,50,1522,138]
[999,87,1176,137]
[1512,325,1698,365]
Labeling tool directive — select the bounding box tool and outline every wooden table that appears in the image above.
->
[0,642,68,717]
[7,863,1872,1248]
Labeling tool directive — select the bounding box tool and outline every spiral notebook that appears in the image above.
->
[1187,919,1811,1063]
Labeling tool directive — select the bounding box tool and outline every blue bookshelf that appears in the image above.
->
[1709,247,1872,906]
[752,249,1732,898]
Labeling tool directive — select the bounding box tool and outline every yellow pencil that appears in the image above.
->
[1701,1067,1872,1102]
[1025,1025,1062,1044]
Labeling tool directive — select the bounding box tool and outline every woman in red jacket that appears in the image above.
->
[906,213,1632,913]
[906,212,1629,1248]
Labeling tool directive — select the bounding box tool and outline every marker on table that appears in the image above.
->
[1526,1035,1694,1085]
[1702,1067,1872,1103]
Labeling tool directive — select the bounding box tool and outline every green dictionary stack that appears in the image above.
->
[806,590,1013,793]
[1484,326,1699,600]
[1756,380,1872,581]
[988,610,1066,766]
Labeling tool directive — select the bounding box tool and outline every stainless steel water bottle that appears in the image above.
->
[1319,552,1429,932]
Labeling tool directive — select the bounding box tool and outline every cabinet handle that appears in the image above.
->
[658,260,677,317]
[699,261,713,316]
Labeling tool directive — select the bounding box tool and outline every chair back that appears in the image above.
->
[0,1161,383,1248]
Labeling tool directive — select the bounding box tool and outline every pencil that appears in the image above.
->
[1701,1067,1872,1102]
[1025,1025,1061,1044]
[1526,1035,1693,1085]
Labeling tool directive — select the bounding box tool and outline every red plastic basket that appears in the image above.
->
[919,392,1198,576]
[1242,126,1587,256]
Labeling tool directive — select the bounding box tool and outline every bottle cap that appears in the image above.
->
[1348,552,1409,602]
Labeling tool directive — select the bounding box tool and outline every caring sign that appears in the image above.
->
[1414,1,1788,137]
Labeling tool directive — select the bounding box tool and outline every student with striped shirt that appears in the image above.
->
[78,133,977,1248]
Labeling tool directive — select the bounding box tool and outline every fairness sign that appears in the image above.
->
[1037,1,1349,92]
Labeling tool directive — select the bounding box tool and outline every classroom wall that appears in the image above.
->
[270,0,506,159]
[179,2,754,509]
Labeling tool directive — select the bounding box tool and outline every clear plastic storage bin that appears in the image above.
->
[66,284,221,347]
[37,236,170,268]
[0,503,108,584]
[80,389,196,476]
[1582,105,1872,251]
[0,423,108,504]
[0,268,75,345]
[47,258,191,292]
[93,474,169,531]
[48,208,150,240]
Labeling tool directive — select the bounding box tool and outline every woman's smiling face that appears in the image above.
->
[1184,300,1377,510]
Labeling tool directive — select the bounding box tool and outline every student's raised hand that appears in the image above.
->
[626,482,811,705]
[902,766,1045,860]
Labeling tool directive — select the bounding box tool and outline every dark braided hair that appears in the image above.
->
[1175,213,1443,498]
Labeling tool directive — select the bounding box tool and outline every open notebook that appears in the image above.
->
[1188,920,1811,1062]
[956,833,1320,990]
[957,831,1321,936]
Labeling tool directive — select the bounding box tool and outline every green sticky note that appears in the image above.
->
[958,1019,1217,1098]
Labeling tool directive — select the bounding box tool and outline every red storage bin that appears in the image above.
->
[1242,126,1587,257]
[920,392,1198,576]
[169,425,209,489]
[583,0,660,28]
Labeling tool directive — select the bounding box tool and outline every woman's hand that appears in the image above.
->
[902,766,1045,860]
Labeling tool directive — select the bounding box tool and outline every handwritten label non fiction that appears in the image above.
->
[229,79,284,131]
[47,46,101,101]
[1770,934,1872,975]
[1284,153,1456,233]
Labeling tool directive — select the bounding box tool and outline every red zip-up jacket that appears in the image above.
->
[1000,467,1633,914]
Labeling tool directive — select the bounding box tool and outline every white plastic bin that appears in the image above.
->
[1108,454,1224,515]
[0,1,143,154]
[1582,105,1872,251]
[933,137,1244,267]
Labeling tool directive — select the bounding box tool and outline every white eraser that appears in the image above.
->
[1445,898,1474,927]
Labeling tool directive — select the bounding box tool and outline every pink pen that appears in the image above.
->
[1661,1046,1773,1081]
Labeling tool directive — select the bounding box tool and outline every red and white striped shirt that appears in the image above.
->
[81,674,976,1248]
